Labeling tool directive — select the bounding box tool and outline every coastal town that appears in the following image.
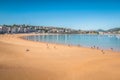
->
[0,24,120,34]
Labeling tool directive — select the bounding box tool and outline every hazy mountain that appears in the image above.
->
[107,27,120,32]
[97,29,105,32]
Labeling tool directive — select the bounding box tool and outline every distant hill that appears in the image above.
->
[107,27,120,32]
[97,29,105,32]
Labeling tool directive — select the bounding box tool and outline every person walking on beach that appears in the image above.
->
[93,45,95,48]
[101,50,104,54]
[111,48,113,51]
[47,43,49,48]
[97,47,99,50]
[26,49,30,52]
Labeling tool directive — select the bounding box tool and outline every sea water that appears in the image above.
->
[25,34,120,51]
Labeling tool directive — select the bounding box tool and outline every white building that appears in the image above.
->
[0,26,2,33]
[98,31,104,35]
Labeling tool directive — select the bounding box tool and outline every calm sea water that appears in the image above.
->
[25,34,120,51]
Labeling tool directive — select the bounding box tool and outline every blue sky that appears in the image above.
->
[0,0,120,30]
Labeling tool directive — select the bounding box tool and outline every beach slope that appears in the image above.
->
[0,34,120,80]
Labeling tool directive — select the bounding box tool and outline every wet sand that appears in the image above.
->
[0,33,120,80]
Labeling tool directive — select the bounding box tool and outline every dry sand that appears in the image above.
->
[0,33,120,80]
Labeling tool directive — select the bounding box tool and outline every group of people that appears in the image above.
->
[91,45,114,54]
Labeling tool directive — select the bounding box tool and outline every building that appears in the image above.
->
[0,26,2,33]
[98,31,104,35]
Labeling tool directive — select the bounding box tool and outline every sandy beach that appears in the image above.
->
[0,33,120,80]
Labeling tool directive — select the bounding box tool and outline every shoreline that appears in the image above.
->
[0,33,120,53]
[21,33,120,52]
[1,33,119,53]
[0,33,120,80]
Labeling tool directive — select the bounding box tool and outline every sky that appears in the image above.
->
[0,0,120,30]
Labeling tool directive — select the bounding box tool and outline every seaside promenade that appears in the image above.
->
[0,34,120,80]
